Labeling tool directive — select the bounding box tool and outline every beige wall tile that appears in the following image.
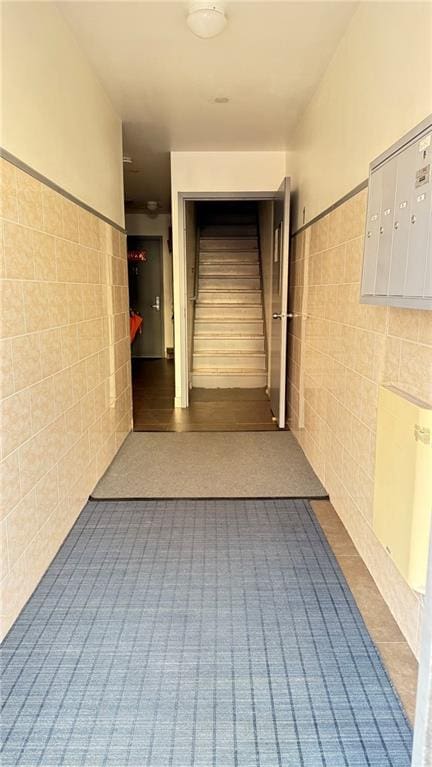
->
[52,368,72,419]
[1,388,33,458]
[0,519,9,580]
[32,231,57,281]
[3,221,34,280]
[78,208,101,250]
[16,169,43,229]
[30,377,56,434]
[42,188,63,237]
[0,451,21,520]
[388,307,419,342]
[418,311,432,346]
[344,237,363,283]
[288,187,430,657]
[1,280,25,339]
[398,340,432,403]
[0,339,15,398]
[6,489,39,568]
[0,159,18,222]
[12,333,42,391]
[39,327,63,378]
[47,282,69,327]
[62,198,79,243]
[23,281,52,333]
[0,160,132,640]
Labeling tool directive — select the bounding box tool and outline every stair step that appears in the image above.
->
[200,277,261,290]
[192,370,267,388]
[200,252,259,264]
[200,238,258,252]
[198,291,262,305]
[199,225,258,238]
[194,335,265,352]
[195,305,263,320]
[200,263,260,277]
[194,319,264,334]
[193,352,266,370]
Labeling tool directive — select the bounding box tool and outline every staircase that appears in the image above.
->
[191,222,267,388]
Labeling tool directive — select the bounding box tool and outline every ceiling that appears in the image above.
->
[58,1,357,212]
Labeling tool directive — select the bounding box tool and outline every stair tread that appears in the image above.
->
[193,368,266,374]
[194,351,265,358]
[196,303,263,308]
[194,334,263,338]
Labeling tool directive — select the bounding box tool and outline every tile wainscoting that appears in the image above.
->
[288,188,432,657]
[0,158,132,639]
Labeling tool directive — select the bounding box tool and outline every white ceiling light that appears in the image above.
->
[187,2,227,39]
[146,201,159,214]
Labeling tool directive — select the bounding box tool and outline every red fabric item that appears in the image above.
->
[130,313,143,343]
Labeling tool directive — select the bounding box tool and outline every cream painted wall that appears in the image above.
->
[170,151,287,405]
[125,213,174,353]
[291,1,432,230]
[171,152,287,196]
[1,2,124,227]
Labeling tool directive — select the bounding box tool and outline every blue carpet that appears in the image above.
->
[1,499,412,766]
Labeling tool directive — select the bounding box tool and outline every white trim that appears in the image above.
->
[173,194,189,408]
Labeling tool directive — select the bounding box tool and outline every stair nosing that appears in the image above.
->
[192,368,267,375]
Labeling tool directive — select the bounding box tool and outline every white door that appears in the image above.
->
[269,177,291,428]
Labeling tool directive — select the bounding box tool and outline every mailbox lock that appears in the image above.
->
[367,231,372,239]
[394,221,399,230]
[379,226,384,234]
[411,214,417,224]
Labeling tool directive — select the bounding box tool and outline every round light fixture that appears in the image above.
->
[146,201,159,214]
[187,2,227,39]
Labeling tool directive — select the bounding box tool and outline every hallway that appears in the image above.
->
[132,359,277,431]
[1,499,413,767]
[2,3,431,764]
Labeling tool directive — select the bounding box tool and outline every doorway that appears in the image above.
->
[128,235,164,358]
[130,188,291,433]
[173,187,291,426]
[127,235,175,429]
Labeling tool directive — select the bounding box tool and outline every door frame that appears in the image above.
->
[269,177,291,428]
[174,190,278,408]
[127,234,165,359]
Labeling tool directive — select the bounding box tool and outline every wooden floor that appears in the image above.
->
[132,358,278,431]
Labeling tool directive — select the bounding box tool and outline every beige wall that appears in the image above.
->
[0,159,132,639]
[287,188,432,657]
[1,2,124,227]
[171,152,286,197]
[258,201,274,385]
[291,2,432,230]
[125,213,174,353]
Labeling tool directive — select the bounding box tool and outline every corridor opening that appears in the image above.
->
[174,184,292,429]
[129,193,291,432]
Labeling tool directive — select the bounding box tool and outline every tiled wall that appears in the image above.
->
[0,158,132,639]
[288,188,432,657]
